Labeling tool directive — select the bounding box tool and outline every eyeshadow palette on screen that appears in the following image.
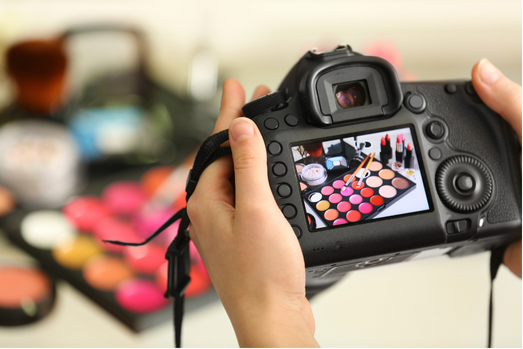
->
[292,126,430,231]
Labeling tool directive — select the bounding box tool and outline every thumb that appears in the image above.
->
[229,117,275,209]
[472,59,522,143]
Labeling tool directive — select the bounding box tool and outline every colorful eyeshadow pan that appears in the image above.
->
[63,196,109,232]
[392,177,410,190]
[379,169,395,180]
[366,176,383,188]
[0,266,50,308]
[332,180,345,189]
[369,162,383,171]
[103,181,146,216]
[329,193,342,204]
[21,211,76,250]
[93,217,141,253]
[0,265,55,326]
[321,186,334,195]
[349,194,363,205]
[379,185,397,198]
[324,209,339,221]
[123,244,165,275]
[333,218,348,226]
[316,200,330,211]
[370,195,385,206]
[337,201,351,212]
[340,187,354,196]
[359,202,373,214]
[52,235,102,270]
[343,174,355,183]
[346,210,361,222]
[115,279,169,313]
[309,193,322,203]
[300,182,307,191]
[361,188,374,198]
[83,256,134,291]
[352,181,365,190]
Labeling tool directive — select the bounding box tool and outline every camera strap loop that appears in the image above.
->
[104,129,231,348]
[488,245,506,348]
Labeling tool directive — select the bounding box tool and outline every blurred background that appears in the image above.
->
[0,0,520,347]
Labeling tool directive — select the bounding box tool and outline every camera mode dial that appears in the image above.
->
[436,155,493,213]
[242,91,286,119]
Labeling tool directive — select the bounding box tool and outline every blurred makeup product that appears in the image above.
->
[325,156,348,171]
[0,120,81,209]
[301,164,328,186]
[405,142,414,169]
[0,166,215,331]
[0,251,57,326]
[0,186,15,217]
[6,39,67,114]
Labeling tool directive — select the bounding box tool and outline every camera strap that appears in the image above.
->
[104,129,232,348]
[488,245,506,348]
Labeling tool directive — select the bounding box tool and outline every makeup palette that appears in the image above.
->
[301,157,416,228]
[0,165,216,331]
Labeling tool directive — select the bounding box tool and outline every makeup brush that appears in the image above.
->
[341,153,371,191]
[356,152,375,189]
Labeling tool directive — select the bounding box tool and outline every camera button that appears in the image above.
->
[282,205,297,219]
[264,118,279,130]
[272,162,287,177]
[267,141,282,155]
[291,225,302,238]
[465,82,476,95]
[284,114,299,127]
[426,121,445,140]
[429,147,442,160]
[277,183,292,197]
[445,84,457,94]
[405,93,426,113]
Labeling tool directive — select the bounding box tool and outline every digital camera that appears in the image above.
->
[241,45,521,295]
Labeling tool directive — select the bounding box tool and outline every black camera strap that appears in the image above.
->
[104,129,231,348]
[488,245,506,348]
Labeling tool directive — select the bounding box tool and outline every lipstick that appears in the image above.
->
[385,134,391,156]
[405,142,414,169]
[380,136,389,164]
[396,135,403,163]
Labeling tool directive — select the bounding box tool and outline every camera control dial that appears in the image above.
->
[436,155,493,213]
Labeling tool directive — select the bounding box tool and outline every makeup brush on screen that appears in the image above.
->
[356,152,375,189]
[342,153,370,191]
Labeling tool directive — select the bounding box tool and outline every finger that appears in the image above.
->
[187,155,235,225]
[472,59,522,143]
[503,240,522,278]
[228,117,275,210]
[250,85,271,101]
[213,78,246,134]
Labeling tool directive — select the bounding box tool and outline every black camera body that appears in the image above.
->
[242,45,521,290]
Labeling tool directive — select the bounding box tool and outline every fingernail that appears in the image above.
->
[478,59,501,85]
[230,118,254,142]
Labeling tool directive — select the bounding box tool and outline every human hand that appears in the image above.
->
[187,79,318,347]
[472,59,522,278]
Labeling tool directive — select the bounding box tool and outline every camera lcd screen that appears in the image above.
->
[291,126,430,231]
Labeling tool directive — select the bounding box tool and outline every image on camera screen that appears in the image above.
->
[291,126,430,231]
